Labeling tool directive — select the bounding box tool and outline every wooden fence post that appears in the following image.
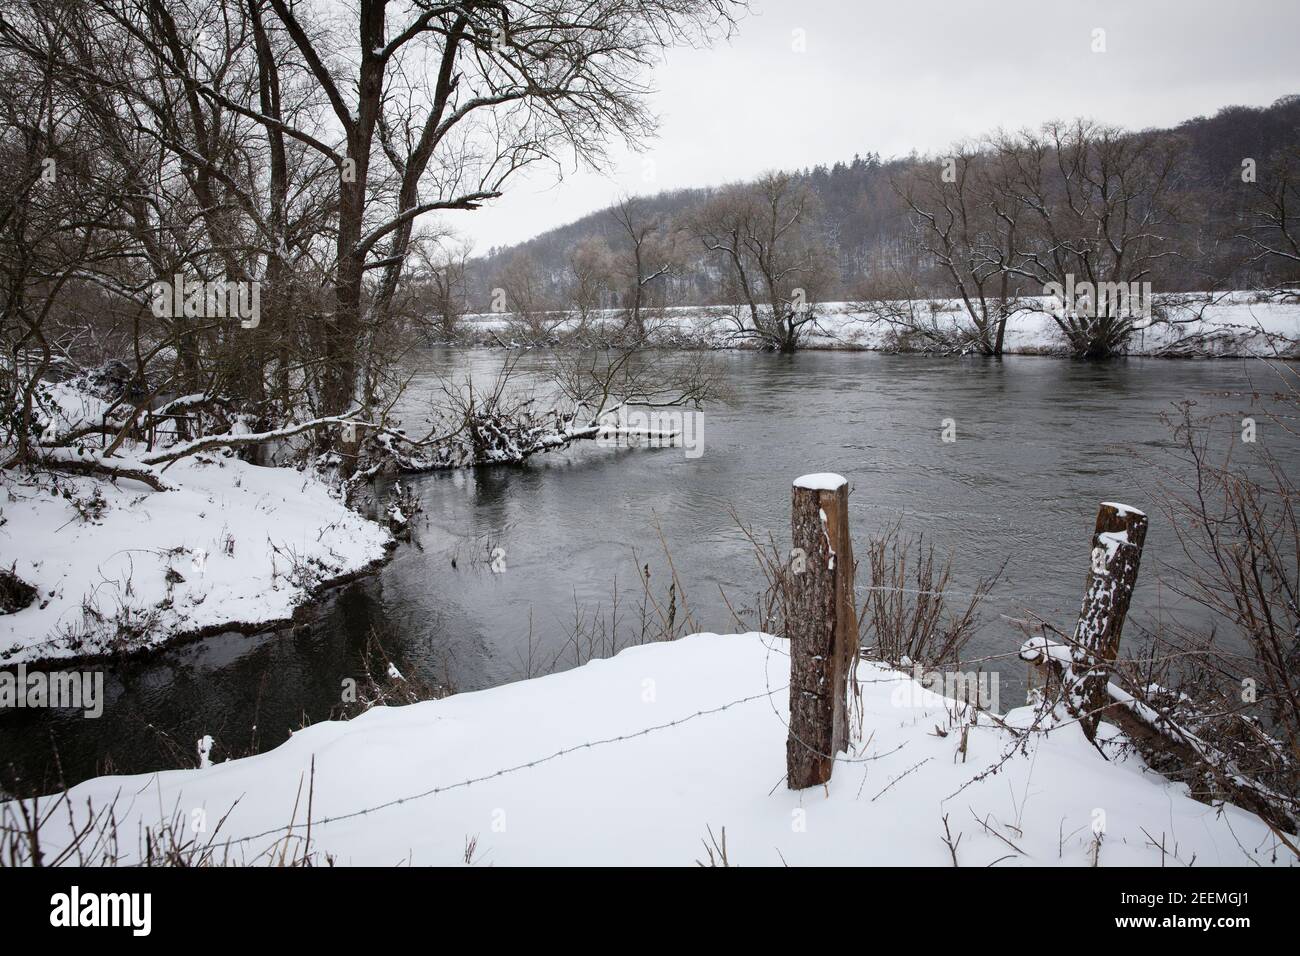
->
[786,473,857,789]
[1073,501,1148,740]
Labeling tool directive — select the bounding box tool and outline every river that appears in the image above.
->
[2,349,1289,793]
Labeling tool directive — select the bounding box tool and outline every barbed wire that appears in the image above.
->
[4,586,1106,860]
[853,583,990,600]
[35,627,1259,864]
[206,681,788,850]
[757,633,978,769]
[87,636,985,861]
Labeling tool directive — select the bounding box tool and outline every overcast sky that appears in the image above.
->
[445,0,1300,253]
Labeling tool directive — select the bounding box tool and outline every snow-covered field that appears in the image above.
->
[1,387,392,664]
[466,294,1300,358]
[15,633,1289,866]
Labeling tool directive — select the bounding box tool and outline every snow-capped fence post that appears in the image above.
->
[1073,501,1148,741]
[786,473,858,789]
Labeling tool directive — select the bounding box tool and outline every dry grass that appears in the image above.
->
[858,521,1002,670]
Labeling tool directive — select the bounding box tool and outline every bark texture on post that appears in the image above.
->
[786,473,857,789]
[1073,501,1148,740]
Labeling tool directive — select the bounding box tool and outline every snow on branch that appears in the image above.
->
[138,411,370,468]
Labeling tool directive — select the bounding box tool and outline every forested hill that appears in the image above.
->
[465,94,1300,309]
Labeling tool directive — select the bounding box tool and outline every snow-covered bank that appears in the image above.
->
[464,294,1300,358]
[1,412,392,665]
[13,633,1290,866]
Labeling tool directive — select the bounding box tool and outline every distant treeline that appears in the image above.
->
[459,95,1300,315]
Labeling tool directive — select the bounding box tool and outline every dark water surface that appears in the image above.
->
[2,350,1291,792]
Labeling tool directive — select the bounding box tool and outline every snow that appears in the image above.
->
[1,376,393,664]
[1019,635,1074,668]
[1101,501,1145,517]
[37,381,118,444]
[1096,529,1129,564]
[462,293,1300,358]
[14,632,1288,866]
[794,472,847,491]
[197,735,214,770]
[0,453,391,664]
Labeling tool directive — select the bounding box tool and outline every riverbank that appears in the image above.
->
[6,631,1288,866]
[461,294,1300,358]
[1,387,392,666]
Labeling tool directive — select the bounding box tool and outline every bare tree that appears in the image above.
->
[1000,121,1188,358]
[497,251,554,340]
[3,0,742,420]
[253,0,740,414]
[413,239,473,341]
[895,124,1187,359]
[1238,144,1300,301]
[1,0,746,485]
[610,195,676,337]
[692,172,828,351]
[566,235,615,336]
[1,0,340,425]
[896,144,1019,355]
[0,5,150,470]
